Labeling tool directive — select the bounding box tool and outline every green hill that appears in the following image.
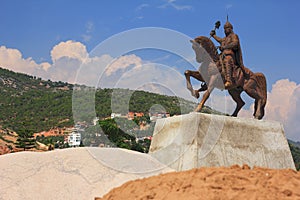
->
[288,139,300,149]
[0,67,74,132]
[0,67,200,132]
[288,141,300,170]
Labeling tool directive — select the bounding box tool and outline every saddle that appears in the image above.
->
[215,58,252,85]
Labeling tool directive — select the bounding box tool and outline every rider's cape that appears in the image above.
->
[235,35,244,68]
[234,35,251,77]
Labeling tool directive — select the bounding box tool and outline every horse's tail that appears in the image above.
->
[255,72,267,106]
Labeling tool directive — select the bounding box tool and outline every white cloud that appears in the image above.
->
[286,86,300,141]
[262,79,300,141]
[82,34,92,43]
[75,54,114,86]
[101,62,193,100]
[265,79,297,122]
[85,21,94,33]
[40,62,51,71]
[51,40,88,62]
[0,41,145,87]
[158,0,192,11]
[136,3,149,11]
[81,21,94,42]
[48,50,144,86]
[0,46,47,78]
[47,57,82,83]
[105,54,142,76]
[235,79,300,141]
[134,4,149,21]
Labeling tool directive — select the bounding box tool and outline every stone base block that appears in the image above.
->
[149,113,296,171]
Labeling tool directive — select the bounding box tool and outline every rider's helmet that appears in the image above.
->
[224,21,233,29]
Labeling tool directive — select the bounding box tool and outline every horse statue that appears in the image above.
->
[185,36,267,120]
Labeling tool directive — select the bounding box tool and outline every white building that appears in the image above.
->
[68,132,81,147]
[111,113,121,119]
[93,117,99,125]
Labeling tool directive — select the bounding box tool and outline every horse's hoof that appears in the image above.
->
[257,116,263,120]
[192,90,200,99]
[194,107,201,112]
[195,91,200,99]
[254,113,263,120]
[254,116,262,120]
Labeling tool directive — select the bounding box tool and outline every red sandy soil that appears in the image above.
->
[96,165,300,200]
[0,132,17,155]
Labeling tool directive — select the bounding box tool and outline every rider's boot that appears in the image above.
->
[199,82,207,92]
[224,65,233,89]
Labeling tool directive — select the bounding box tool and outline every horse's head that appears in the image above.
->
[190,39,206,63]
[191,36,218,63]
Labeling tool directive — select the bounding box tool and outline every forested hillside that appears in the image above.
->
[0,67,74,132]
[0,67,198,132]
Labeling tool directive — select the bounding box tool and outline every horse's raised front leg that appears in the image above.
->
[228,88,245,117]
[194,75,217,112]
[184,70,204,99]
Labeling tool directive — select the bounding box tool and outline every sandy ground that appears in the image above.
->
[97,164,300,200]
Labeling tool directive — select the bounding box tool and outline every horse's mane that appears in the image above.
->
[194,36,219,63]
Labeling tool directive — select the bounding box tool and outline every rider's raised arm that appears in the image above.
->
[212,34,223,44]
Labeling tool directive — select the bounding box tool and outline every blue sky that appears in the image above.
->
[1,0,300,141]
[1,1,299,85]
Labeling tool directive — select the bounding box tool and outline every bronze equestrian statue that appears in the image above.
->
[185,19,267,119]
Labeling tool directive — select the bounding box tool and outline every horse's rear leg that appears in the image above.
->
[244,81,264,119]
[185,70,204,99]
[254,99,258,117]
[258,98,266,120]
[254,99,263,119]
[253,98,266,120]
[228,88,245,117]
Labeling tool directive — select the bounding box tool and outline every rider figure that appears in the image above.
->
[210,20,244,88]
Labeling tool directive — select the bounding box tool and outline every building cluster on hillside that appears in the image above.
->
[34,124,85,148]
[111,112,170,121]
[34,128,68,138]
[149,112,170,121]
[33,112,171,149]
[136,136,152,142]
[111,112,145,120]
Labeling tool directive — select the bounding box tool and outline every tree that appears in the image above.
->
[289,143,300,171]
[15,129,36,151]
